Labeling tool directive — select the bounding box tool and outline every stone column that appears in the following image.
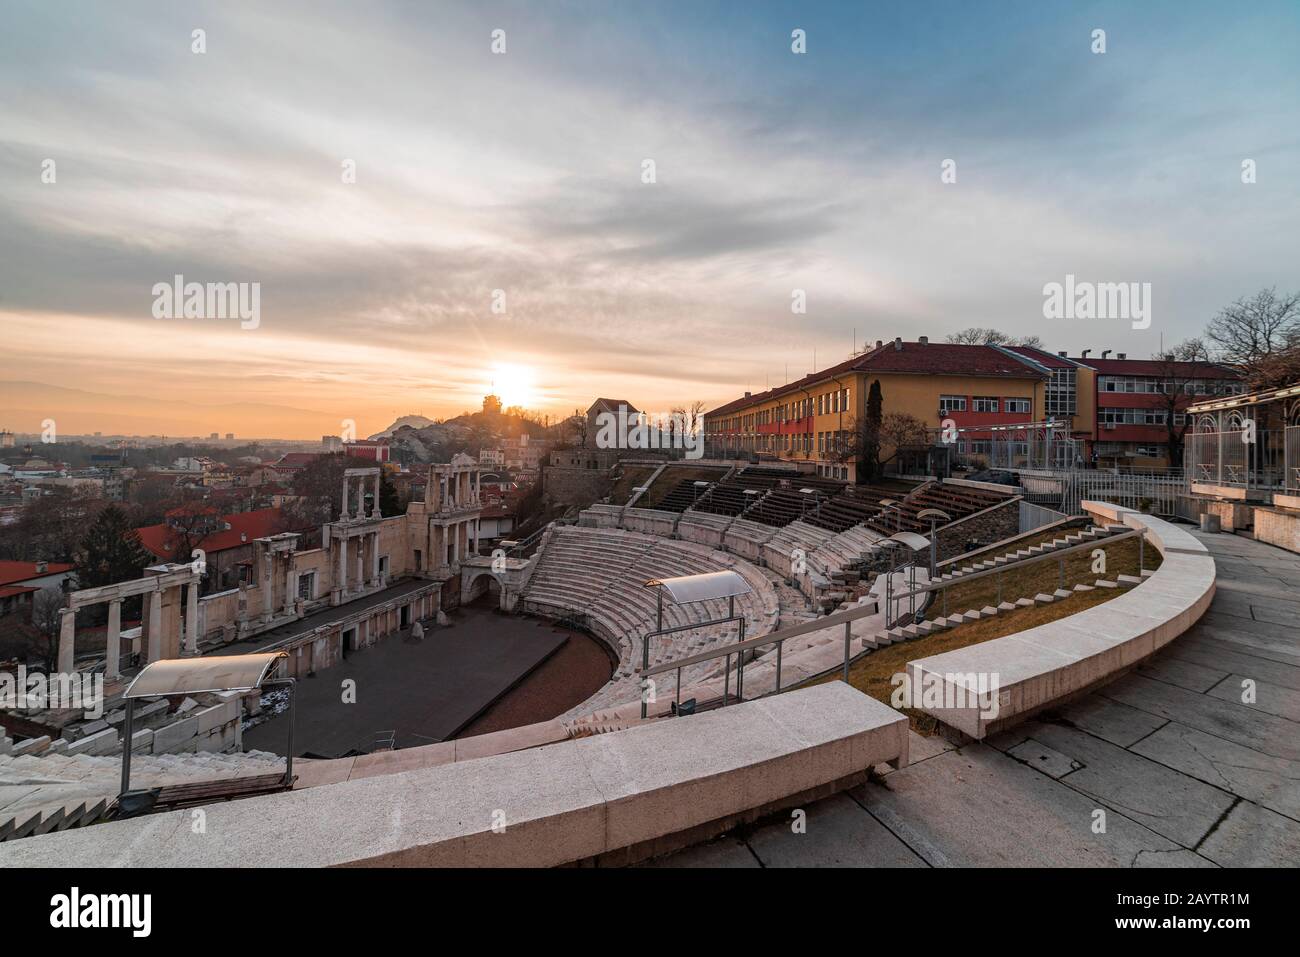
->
[372,472,382,518]
[452,521,460,564]
[58,607,75,674]
[105,599,122,679]
[339,535,348,598]
[261,545,273,623]
[146,590,162,663]
[184,580,199,655]
[341,476,351,520]
[284,565,296,616]
[372,530,382,584]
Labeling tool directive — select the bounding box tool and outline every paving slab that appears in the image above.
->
[851,746,1195,867]
[1197,801,1300,867]
[1136,657,1230,693]
[1163,637,1300,692]
[1049,696,1167,748]
[1207,674,1300,723]
[1006,738,1082,779]
[1130,721,1300,821]
[1009,721,1236,848]
[1100,674,1300,761]
[746,793,926,867]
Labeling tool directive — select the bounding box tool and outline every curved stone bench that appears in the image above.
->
[0,683,907,868]
[904,503,1215,739]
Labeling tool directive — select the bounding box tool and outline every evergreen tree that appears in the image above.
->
[863,379,884,481]
[79,505,152,590]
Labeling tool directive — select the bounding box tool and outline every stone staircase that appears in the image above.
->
[0,748,285,842]
[931,524,1128,586]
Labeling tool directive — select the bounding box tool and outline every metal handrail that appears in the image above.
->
[639,524,1148,709]
[885,526,1142,607]
[640,596,883,712]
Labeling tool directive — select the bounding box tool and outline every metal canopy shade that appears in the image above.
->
[888,531,931,551]
[644,570,752,605]
[123,652,288,698]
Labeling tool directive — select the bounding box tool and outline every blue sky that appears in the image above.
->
[1,0,1297,435]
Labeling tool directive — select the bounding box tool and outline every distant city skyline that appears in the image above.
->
[2,1,1298,438]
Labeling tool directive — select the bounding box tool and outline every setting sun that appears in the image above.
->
[490,362,538,411]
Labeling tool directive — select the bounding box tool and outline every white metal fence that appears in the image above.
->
[1016,468,1189,517]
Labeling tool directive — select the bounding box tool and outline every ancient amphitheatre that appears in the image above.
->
[2,451,1296,869]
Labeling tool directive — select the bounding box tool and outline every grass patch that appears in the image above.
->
[609,465,658,505]
[932,538,1158,616]
[802,535,1162,734]
[643,465,729,507]
[805,585,1135,730]
[938,522,1085,569]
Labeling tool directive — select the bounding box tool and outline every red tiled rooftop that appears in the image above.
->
[135,507,296,561]
[705,342,1045,417]
[0,560,77,587]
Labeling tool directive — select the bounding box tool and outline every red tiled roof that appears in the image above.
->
[135,507,295,561]
[0,561,77,587]
[704,342,1046,417]
[0,584,40,599]
[587,398,640,416]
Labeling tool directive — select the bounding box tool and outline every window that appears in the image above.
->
[973,397,999,413]
[1005,398,1031,414]
[939,395,966,413]
[297,572,315,600]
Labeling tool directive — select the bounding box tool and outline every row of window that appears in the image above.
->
[1098,376,1244,395]
[1098,408,1188,426]
[938,396,1032,414]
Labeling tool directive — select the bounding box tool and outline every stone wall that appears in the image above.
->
[1253,506,1300,554]
[931,499,1021,563]
[544,466,612,508]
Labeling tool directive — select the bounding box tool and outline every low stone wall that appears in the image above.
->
[621,507,678,537]
[1253,506,1300,554]
[578,504,623,528]
[676,512,733,548]
[1195,498,1255,532]
[0,683,908,868]
[907,504,1215,739]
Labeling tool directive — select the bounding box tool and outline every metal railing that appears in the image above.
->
[639,598,883,713]
[640,525,1146,712]
[1017,468,1188,517]
[884,527,1143,615]
[1184,429,1286,491]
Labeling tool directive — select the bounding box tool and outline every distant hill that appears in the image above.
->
[368,415,436,438]
[375,408,550,463]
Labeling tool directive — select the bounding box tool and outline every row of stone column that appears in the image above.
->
[335,528,384,600]
[342,472,383,520]
[57,579,201,680]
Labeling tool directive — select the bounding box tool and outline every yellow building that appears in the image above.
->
[703,338,1049,480]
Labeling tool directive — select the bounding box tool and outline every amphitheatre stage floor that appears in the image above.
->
[211,578,436,657]
[652,529,1300,868]
[241,603,570,756]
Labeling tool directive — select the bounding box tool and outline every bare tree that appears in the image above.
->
[878,412,931,457]
[945,328,1042,348]
[1204,287,1300,378]
[1148,339,1232,466]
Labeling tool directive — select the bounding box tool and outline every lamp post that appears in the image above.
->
[878,498,899,532]
[917,508,951,579]
[878,539,908,628]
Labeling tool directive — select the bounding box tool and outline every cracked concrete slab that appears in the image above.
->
[747,793,926,867]
[1197,801,1300,867]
